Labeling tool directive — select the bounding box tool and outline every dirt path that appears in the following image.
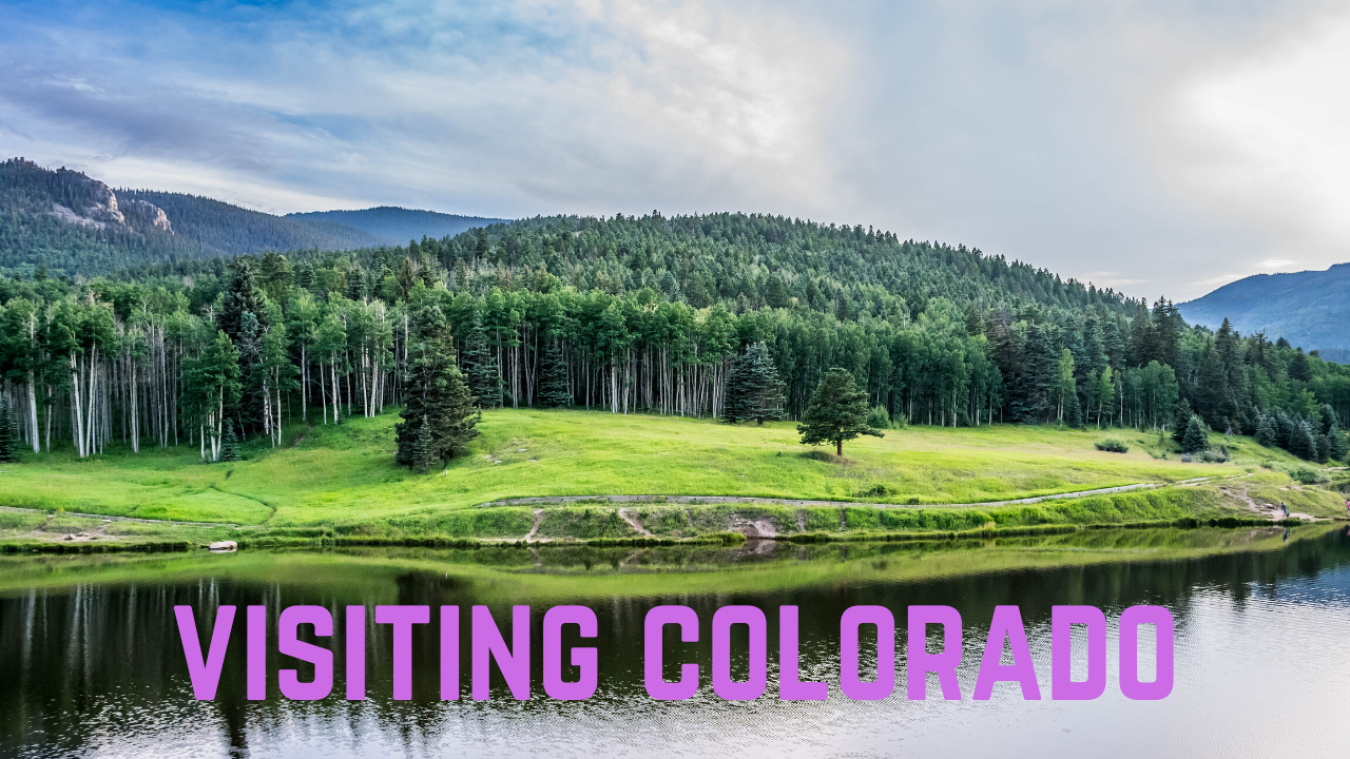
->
[477,482,1167,511]
[618,508,653,537]
[523,508,544,541]
[1220,483,1317,521]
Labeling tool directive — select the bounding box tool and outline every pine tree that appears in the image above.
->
[1274,410,1295,450]
[396,304,481,468]
[1181,415,1208,454]
[1316,433,1332,464]
[218,258,269,340]
[1172,399,1193,444]
[1064,393,1084,430]
[722,351,750,423]
[412,414,439,473]
[797,368,883,456]
[1256,413,1278,448]
[220,420,241,462]
[1327,426,1348,462]
[1289,420,1317,460]
[537,340,571,408]
[723,342,786,425]
[460,312,501,409]
[440,362,481,459]
[0,396,22,463]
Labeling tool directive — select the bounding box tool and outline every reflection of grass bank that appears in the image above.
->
[0,523,1339,601]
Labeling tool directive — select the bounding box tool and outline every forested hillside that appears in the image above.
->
[286,207,507,245]
[0,211,1346,467]
[1180,264,1350,362]
[117,190,384,256]
[0,159,384,274]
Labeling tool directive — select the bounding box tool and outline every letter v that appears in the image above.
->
[175,605,236,700]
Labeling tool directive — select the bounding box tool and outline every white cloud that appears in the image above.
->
[2,0,1348,304]
[1260,258,1299,270]
[1173,9,1350,265]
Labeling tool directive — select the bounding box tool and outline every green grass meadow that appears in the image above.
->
[0,408,1340,546]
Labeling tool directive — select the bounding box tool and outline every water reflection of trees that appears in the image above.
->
[2,526,1349,756]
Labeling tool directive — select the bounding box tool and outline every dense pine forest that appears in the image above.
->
[0,210,1347,466]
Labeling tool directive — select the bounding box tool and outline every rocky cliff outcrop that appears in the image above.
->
[123,198,173,233]
[34,169,173,234]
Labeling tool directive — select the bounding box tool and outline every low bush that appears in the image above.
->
[1095,438,1129,453]
[866,406,891,430]
[1288,467,1328,485]
[1196,448,1230,464]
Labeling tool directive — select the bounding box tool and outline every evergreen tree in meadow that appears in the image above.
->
[0,396,22,464]
[1172,399,1194,444]
[396,304,480,468]
[412,414,439,474]
[798,368,884,457]
[723,342,786,425]
[460,312,501,409]
[1064,393,1084,430]
[220,420,241,462]
[1181,415,1209,454]
[439,361,480,459]
[537,340,571,408]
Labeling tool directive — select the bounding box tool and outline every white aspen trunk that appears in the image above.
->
[275,371,283,447]
[130,361,139,453]
[26,373,39,453]
[263,378,272,444]
[70,355,85,458]
[212,394,223,461]
[331,359,340,424]
[301,345,308,422]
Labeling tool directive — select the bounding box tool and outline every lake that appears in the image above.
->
[2,525,1349,758]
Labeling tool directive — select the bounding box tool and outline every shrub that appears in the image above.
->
[1196,448,1230,464]
[1095,438,1129,453]
[1287,467,1328,485]
[866,405,891,430]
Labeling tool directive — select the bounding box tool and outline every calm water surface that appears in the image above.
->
[2,526,1349,758]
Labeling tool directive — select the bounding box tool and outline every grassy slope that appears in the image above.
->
[0,409,1341,544]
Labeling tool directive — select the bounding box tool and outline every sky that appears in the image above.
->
[1,0,1348,301]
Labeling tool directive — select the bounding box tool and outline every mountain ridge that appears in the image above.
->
[0,158,386,273]
[1179,263,1350,360]
[285,206,509,245]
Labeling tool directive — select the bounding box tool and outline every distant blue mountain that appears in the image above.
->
[1179,263,1350,360]
[286,206,509,245]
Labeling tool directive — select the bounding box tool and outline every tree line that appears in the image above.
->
[0,212,1346,466]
